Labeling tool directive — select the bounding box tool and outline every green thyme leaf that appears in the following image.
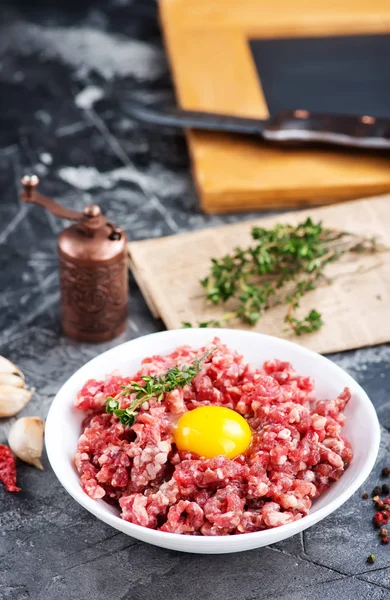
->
[104,346,217,426]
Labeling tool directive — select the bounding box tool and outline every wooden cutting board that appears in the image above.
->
[159,0,390,214]
[128,195,390,354]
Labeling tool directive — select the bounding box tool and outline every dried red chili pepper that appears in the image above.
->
[0,444,21,492]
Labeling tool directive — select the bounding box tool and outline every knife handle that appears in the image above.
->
[264,110,390,149]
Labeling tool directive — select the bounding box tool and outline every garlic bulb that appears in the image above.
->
[0,356,33,417]
[8,417,45,470]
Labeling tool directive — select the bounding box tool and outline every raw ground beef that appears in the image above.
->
[74,339,353,535]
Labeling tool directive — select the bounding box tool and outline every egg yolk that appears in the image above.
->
[174,405,252,459]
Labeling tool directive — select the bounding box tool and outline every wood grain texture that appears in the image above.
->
[161,0,390,36]
[160,0,390,213]
[128,194,390,354]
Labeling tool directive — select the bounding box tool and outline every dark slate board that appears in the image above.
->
[250,34,390,117]
[0,2,390,598]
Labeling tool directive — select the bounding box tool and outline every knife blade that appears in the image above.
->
[126,102,390,151]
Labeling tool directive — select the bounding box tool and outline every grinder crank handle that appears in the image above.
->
[21,175,84,221]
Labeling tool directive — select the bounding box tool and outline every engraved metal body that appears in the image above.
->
[21,176,128,342]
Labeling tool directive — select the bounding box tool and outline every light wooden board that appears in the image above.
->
[128,195,390,354]
[160,0,390,213]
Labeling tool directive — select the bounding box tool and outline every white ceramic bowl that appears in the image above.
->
[45,329,380,554]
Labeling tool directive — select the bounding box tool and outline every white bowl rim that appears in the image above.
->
[45,328,380,551]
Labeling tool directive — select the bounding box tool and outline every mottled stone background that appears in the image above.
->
[0,1,389,598]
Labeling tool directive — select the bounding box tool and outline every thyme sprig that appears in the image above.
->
[185,218,379,335]
[105,347,217,426]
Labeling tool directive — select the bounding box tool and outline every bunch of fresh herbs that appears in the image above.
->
[183,218,378,335]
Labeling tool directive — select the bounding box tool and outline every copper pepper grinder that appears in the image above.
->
[21,175,128,342]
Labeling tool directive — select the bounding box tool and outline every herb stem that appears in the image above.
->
[104,346,217,426]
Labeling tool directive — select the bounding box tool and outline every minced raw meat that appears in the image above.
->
[74,339,353,535]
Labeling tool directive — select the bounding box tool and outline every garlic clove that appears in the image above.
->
[0,386,33,417]
[0,356,24,381]
[0,356,33,416]
[8,417,45,470]
[0,373,25,388]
